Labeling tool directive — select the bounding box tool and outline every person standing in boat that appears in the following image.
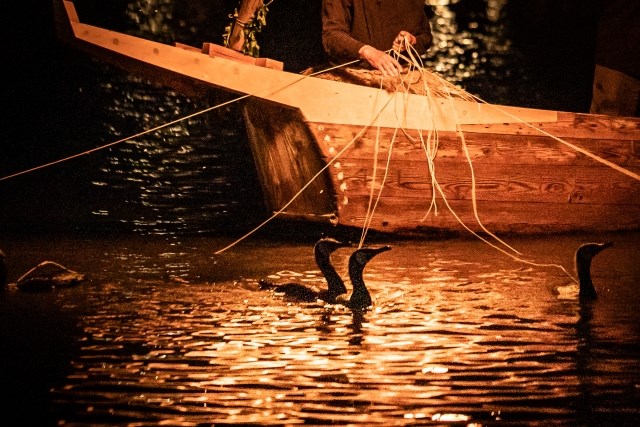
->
[589,0,640,117]
[321,0,434,78]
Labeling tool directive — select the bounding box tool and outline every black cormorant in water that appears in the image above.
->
[576,241,613,301]
[336,245,391,311]
[555,241,614,301]
[260,238,351,303]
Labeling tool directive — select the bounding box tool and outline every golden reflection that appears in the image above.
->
[421,366,449,374]
[55,248,639,425]
[427,0,510,84]
[432,413,471,422]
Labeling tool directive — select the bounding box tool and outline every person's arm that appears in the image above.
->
[227,0,264,52]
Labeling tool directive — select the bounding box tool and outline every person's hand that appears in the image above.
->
[393,31,417,52]
[358,45,403,78]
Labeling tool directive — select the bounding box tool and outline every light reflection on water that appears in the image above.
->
[33,232,638,426]
[90,72,264,235]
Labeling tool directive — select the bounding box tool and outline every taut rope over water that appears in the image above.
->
[0,57,360,184]
[0,97,250,182]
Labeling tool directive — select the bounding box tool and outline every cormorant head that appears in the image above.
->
[575,242,613,269]
[349,245,391,270]
[314,238,351,258]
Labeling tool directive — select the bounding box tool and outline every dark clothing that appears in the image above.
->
[590,0,640,116]
[593,0,640,80]
[322,0,433,64]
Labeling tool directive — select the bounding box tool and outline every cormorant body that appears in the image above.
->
[261,238,350,303]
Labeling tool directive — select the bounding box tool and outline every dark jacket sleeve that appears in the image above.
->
[322,0,364,63]
[413,8,433,55]
[594,0,640,79]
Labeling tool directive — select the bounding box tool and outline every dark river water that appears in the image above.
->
[2,231,639,426]
[2,1,639,426]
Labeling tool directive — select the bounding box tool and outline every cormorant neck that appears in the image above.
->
[348,258,372,309]
[349,278,372,309]
[577,257,596,300]
[318,257,347,297]
[314,241,347,298]
[574,241,612,301]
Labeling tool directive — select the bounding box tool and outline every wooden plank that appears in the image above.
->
[206,43,284,70]
[174,42,201,53]
[59,8,562,130]
[310,123,640,168]
[335,196,640,235]
[242,100,336,214]
[327,160,640,205]
[460,111,640,140]
[63,0,79,23]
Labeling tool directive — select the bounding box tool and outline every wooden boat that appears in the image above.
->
[54,0,640,237]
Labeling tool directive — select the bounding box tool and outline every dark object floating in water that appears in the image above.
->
[260,237,351,303]
[576,241,613,301]
[0,249,7,289]
[336,245,392,311]
[12,260,86,292]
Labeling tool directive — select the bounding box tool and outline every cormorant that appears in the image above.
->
[336,245,391,310]
[555,242,614,301]
[260,237,351,303]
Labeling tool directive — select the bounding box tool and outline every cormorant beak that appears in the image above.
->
[368,245,392,258]
[590,241,613,255]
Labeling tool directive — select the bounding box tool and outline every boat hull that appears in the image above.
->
[243,96,639,235]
